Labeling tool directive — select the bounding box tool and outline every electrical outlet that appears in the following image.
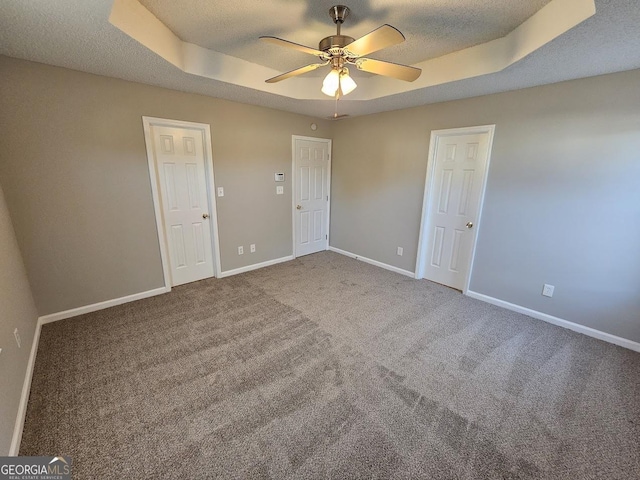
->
[542,284,555,298]
[250,244,256,253]
[217,187,224,197]
[397,247,403,256]
[238,246,244,255]
[14,328,21,348]
[276,186,284,195]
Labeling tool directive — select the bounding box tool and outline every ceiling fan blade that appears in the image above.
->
[345,25,405,57]
[260,36,326,57]
[356,58,421,82]
[265,63,326,83]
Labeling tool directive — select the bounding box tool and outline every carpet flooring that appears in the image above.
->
[20,251,640,479]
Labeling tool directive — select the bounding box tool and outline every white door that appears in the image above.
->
[151,125,215,285]
[293,137,331,257]
[418,127,493,290]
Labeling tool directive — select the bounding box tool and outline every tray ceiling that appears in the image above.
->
[137,0,552,72]
[1,0,639,119]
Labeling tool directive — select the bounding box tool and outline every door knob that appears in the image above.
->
[202,213,210,219]
[296,205,302,210]
[466,221,473,229]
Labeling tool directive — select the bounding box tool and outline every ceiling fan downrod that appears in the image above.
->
[320,5,354,52]
[329,5,350,35]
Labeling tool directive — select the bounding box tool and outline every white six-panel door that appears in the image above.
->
[418,127,493,290]
[152,125,215,285]
[293,137,331,257]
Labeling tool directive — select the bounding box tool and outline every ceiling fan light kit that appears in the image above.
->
[260,5,421,99]
[321,66,357,97]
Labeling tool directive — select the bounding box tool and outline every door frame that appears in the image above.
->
[291,135,332,259]
[142,116,222,290]
[415,125,495,293]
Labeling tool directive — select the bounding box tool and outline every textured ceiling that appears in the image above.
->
[137,0,552,73]
[1,0,640,119]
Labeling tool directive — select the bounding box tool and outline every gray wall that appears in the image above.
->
[0,183,39,455]
[0,56,331,316]
[1,54,638,344]
[330,69,640,343]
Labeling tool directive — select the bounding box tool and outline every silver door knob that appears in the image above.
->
[466,221,473,229]
[202,213,210,219]
[296,205,302,210]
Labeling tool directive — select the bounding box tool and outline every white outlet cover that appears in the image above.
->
[397,247,403,256]
[276,186,284,195]
[238,246,244,255]
[250,244,256,253]
[217,187,224,197]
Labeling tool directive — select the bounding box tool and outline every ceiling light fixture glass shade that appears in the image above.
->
[321,67,357,97]
[321,68,340,96]
[339,68,357,95]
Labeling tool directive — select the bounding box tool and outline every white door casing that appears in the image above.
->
[292,136,331,258]
[143,117,222,288]
[416,125,495,292]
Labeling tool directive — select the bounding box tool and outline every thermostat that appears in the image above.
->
[275,173,285,182]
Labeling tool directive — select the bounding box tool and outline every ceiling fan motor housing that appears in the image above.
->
[319,35,355,52]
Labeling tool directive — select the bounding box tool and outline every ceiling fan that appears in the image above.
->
[260,5,421,98]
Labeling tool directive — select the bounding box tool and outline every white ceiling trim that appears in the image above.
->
[110,0,595,102]
[108,0,322,100]
[372,0,596,97]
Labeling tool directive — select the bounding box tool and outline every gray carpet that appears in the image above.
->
[20,251,640,479]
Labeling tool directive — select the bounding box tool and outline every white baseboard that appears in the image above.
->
[328,246,415,278]
[219,255,294,278]
[38,286,169,324]
[466,290,640,353]
[9,319,42,456]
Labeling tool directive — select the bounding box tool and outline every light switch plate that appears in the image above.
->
[217,187,224,197]
[276,186,284,195]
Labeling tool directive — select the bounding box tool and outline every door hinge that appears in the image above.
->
[326,235,328,240]
[327,195,329,201]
